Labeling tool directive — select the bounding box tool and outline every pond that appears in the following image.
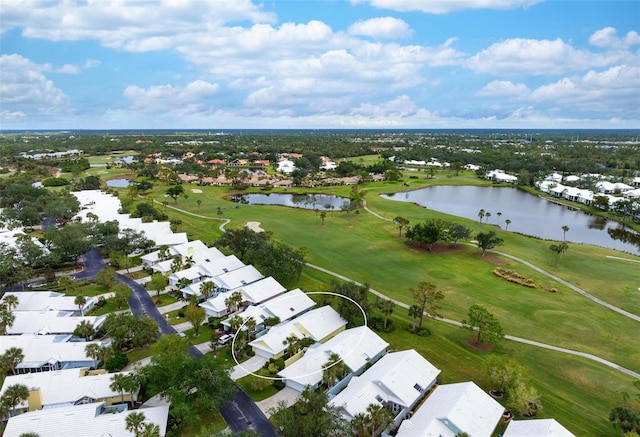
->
[105,179,132,188]
[381,185,640,255]
[231,193,349,210]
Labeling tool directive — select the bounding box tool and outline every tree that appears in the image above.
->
[320,210,327,226]
[200,281,216,300]
[562,225,570,241]
[549,241,569,266]
[379,299,395,330]
[505,219,511,231]
[57,275,75,293]
[125,411,146,437]
[478,208,485,222]
[486,355,529,394]
[322,352,346,388]
[228,315,243,335]
[74,295,87,315]
[215,227,270,263]
[110,372,138,406]
[405,219,448,251]
[408,305,421,332]
[366,402,392,436]
[112,282,133,310]
[224,290,243,314]
[283,334,301,357]
[393,216,410,237]
[610,406,640,435]
[269,387,350,437]
[485,211,491,223]
[2,294,19,312]
[476,231,503,255]
[351,413,369,437]
[449,223,471,246]
[257,241,306,283]
[73,320,95,341]
[196,199,202,212]
[462,304,504,345]
[1,383,29,417]
[96,267,118,288]
[137,336,236,430]
[85,343,102,369]
[496,211,502,227]
[0,305,16,335]
[185,304,206,336]
[410,282,444,330]
[330,280,371,324]
[244,316,256,342]
[146,273,168,297]
[507,380,543,417]
[166,185,185,204]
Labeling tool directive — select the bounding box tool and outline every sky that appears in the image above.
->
[1,0,639,130]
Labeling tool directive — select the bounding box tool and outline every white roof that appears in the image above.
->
[0,228,47,254]
[249,306,347,357]
[237,276,286,304]
[169,239,210,258]
[198,254,245,278]
[8,311,106,335]
[212,265,264,290]
[3,402,169,437]
[329,349,440,419]
[223,288,316,328]
[396,381,503,437]
[278,326,388,388]
[503,419,575,437]
[0,335,105,369]
[0,368,136,410]
[2,291,94,313]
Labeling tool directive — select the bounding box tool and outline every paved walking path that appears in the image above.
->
[230,355,268,381]
[157,301,186,315]
[153,200,231,232]
[256,387,300,416]
[306,262,640,379]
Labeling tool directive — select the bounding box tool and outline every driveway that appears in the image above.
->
[230,355,268,381]
[256,387,300,417]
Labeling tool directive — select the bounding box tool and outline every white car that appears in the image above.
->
[218,333,234,345]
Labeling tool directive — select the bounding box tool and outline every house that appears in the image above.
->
[7,311,106,336]
[503,418,575,437]
[624,188,640,199]
[0,368,138,415]
[1,292,94,316]
[596,181,633,194]
[278,326,388,392]
[534,180,557,193]
[485,169,518,183]
[632,177,640,187]
[142,240,225,271]
[221,288,316,331]
[0,228,48,258]
[249,306,347,359]
[395,381,504,437]
[207,264,264,294]
[277,159,296,174]
[186,273,279,305]
[208,158,226,166]
[0,334,108,373]
[3,401,169,437]
[329,349,440,427]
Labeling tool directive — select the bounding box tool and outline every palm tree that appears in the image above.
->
[283,334,300,357]
[351,412,369,437]
[4,347,24,375]
[74,295,87,315]
[322,352,346,388]
[496,212,502,227]
[505,219,511,231]
[139,423,161,437]
[200,281,216,300]
[485,212,491,223]
[196,199,202,212]
[225,290,243,314]
[366,402,391,436]
[74,320,95,340]
[1,383,29,417]
[125,411,146,436]
[244,317,256,342]
[0,305,15,335]
[408,305,421,332]
[85,343,102,369]
[320,210,327,226]
[228,315,243,335]
[478,208,485,222]
[176,277,191,290]
[562,225,570,241]
[183,255,195,269]
[380,300,395,330]
[110,373,136,405]
[2,294,19,312]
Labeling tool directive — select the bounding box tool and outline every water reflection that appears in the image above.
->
[231,193,347,210]
[381,186,640,255]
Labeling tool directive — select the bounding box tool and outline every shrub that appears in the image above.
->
[177,309,185,318]
[105,350,129,372]
[272,380,285,390]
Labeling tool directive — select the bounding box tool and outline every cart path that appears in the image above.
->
[306,262,640,379]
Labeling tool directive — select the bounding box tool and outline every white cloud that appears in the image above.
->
[56,64,81,74]
[466,37,626,75]
[589,27,640,48]
[351,95,420,117]
[0,54,70,112]
[530,65,640,113]
[350,0,542,14]
[124,80,220,115]
[0,110,26,120]
[476,80,530,98]
[348,17,413,39]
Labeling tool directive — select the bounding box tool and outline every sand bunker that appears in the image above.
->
[245,221,264,233]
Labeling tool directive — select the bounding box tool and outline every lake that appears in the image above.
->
[231,193,348,210]
[381,186,640,255]
[105,179,132,188]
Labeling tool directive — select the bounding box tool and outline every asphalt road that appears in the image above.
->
[76,248,278,436]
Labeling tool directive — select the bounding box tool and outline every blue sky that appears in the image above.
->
[1,0,638,129]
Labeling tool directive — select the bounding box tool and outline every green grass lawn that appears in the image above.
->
[131,175,639,436]
[126,346,154,364]
[236,371,280,402]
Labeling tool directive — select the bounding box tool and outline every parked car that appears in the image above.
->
[218,333,234,345]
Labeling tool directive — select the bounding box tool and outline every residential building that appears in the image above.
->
[3,402,169,437]
[249,305,347,359]
[278,326,388,392]
[329,349,440,428]
[503,419,575,437]
[485,169,518,183]
[0,368,138,415]
[1,291,94,316]
[395,381,504,437]
[7,311,106,336]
